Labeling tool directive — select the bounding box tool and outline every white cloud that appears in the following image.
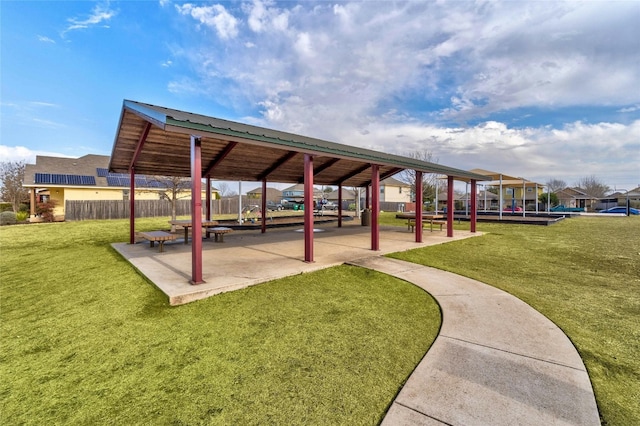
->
[37,35,55,43]
[62,3,117,36]
[176,3,238,40]
[0,145,72,164]
[618,105,640,113]
[168,1,639,188]
[245,0,289,33]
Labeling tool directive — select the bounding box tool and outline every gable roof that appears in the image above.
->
[109,100,490,187]
[554,187,598,200]
[23,154,110,188]
[23,154,215,191]
[381,176,409,187]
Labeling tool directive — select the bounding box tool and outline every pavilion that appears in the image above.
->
[109,100,490,284]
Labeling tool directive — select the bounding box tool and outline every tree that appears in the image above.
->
[217,182,237,197]
[546,179,567,192]
[575,175,610,198]
[539,192,559,206]
[0,161,29,212]
[398,150,440,203]
[147,176,192,232]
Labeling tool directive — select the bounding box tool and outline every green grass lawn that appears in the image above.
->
[0,218,440,425]
[387,214,640,426]
[3,215,638,425]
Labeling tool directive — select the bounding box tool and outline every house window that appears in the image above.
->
[527,188,533,192]
[399,187,402,194]
[506,188,513,195]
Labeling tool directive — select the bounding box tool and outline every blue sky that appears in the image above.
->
[1,0,639,192]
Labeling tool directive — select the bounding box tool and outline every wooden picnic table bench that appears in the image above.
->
[206,227,233,242]
[407,218,448,232]
[169,219,219,244]
[139,231,177,252]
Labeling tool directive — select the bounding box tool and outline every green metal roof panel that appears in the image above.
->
[122,100,491,181]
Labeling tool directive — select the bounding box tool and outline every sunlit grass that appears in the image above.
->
[388,215,640,426]
[0,218,439,425]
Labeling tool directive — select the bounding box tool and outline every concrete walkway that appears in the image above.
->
[348,257,600,426]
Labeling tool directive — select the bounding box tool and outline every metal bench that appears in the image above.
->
[139,231,177,252]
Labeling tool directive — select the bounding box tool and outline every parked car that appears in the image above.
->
[321,201,338,211]
[600,206,640,215]
[502,206,523,212]
[550,205,585,212]
[266,201,284,211]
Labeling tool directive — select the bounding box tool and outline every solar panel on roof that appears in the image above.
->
[67,175,81,185]
[80,176,96,185]
[97,168,108,177]
[35,173,51,184]
[52,174,66,184]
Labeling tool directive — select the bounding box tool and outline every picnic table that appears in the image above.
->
[138,231,177,252]
[207,226,233,242]
[396,213,446,232]
[169,219,219,244]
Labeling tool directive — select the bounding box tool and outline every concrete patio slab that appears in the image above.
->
[112,221,479,305]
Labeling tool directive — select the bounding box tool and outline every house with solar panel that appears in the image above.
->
[23,154,216,221]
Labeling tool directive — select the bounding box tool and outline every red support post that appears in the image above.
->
[415,171,423,243]
[471,180,477,233]
[206,176,212,221]
[338,184,343,228]
[129,166,135,245]
[191,136,204,284]
[366,185,370,209]
[447,175,454,237]
[261,179,267,234]
[371,165,380,251]
[304,154,314,262]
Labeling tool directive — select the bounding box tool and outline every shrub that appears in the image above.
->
[16,211,29,222]
[0,202,13,213]
[18,203,29,212]
[36,201,56,222]
[0,211,17,225]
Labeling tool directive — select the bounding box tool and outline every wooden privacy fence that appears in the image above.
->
[65,197,253,221]
[65,200,193,221]
[66,197,406,220]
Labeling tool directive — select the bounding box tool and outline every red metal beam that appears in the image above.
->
[333,163,371,185]
[203,141,237,177]
[129,166,136,245]
[261,179,267,234]
[304,154,314,262]
[191,136,204,284]
[258,151,297,181]
[447,175,454,237]
[129,122,151,171]
[206,177,211,221]
[415,171,423,243]
[338,184,343,228]
[471,180,477,233]
[371,165,380,251]
[314,158,341,176]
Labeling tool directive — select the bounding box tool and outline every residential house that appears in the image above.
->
[246,187,283,203]
[379,177,412,203]
[554,187,599,211]
[281,184,323,203]
[23,154,216,221]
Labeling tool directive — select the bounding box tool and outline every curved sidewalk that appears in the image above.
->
[348,257,600,426]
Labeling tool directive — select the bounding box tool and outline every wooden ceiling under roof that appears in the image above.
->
[109,100,490,188]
